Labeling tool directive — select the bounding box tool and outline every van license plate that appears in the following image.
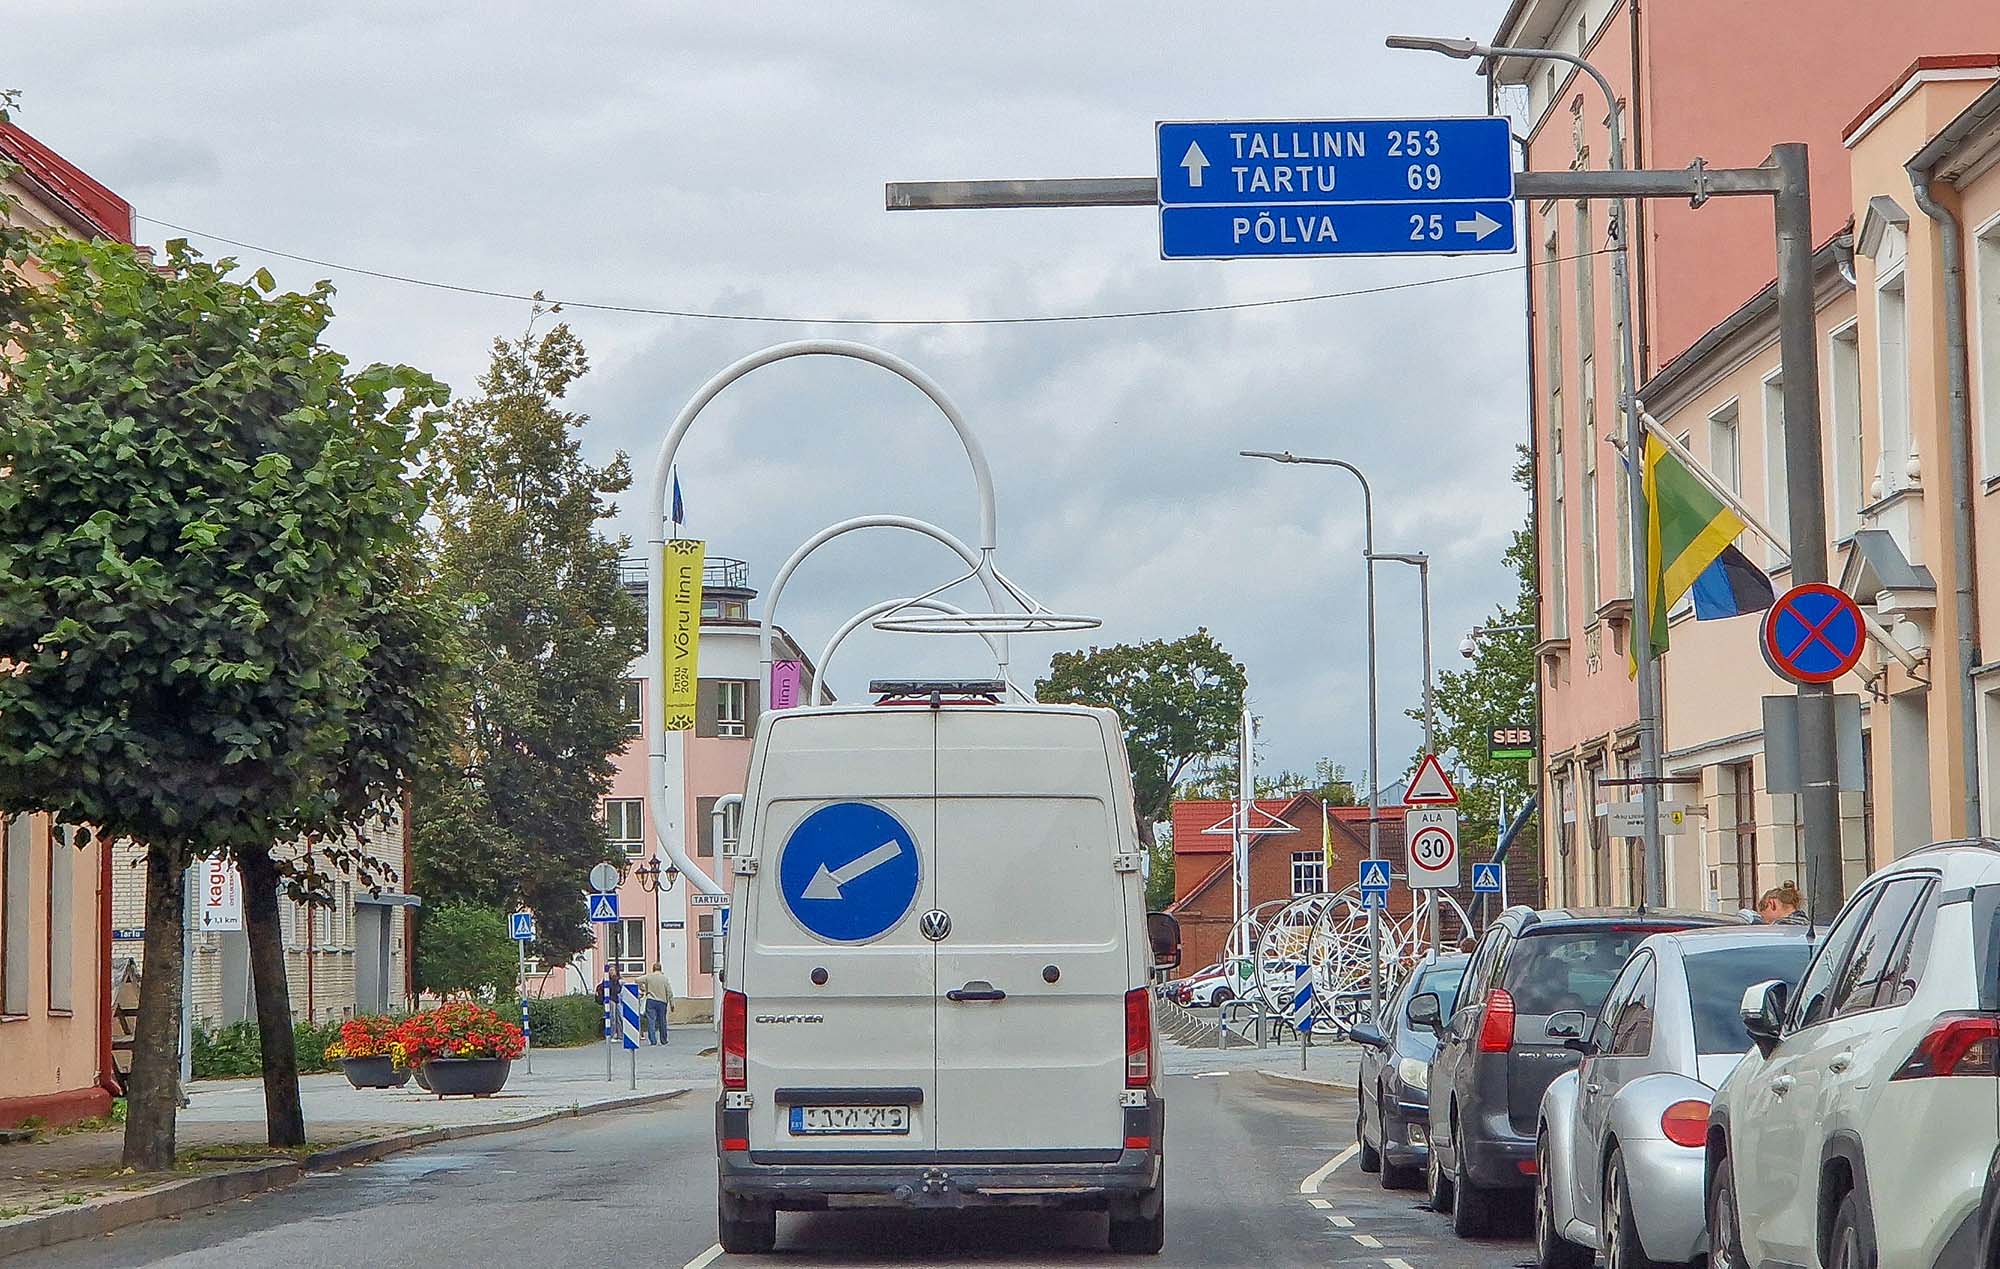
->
[790,1105,910,1135]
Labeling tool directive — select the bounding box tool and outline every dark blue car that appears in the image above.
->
[1351,954,1469,1189]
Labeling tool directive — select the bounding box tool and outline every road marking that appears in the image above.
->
[682,1244,723,1269]
[1299,1142,1359,1193]
[1307,1197,1331,1209]
[1352,1233,1383,1248]
[1184,1070,1230,1079]
[1327,1214,1354,1228]
[1383,1259,1417,1269]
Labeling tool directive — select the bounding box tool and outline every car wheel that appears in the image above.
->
[1357,1090,1382,1173]
[1603,1148,1666,1269]
[1535,1133,1591,1269]
[1108,1178,1165,1255]
[718,1190,777,1255]
[1827,1188,1876,1269]
[1427,1138,1456,1215]
[1212,987,1234,1005]
[1707,1155,1748,1269]
[1450,1120,1497,1238]
[1379,1093,1422,1190]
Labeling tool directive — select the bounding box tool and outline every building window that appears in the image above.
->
[1290,851,1325,897]
[609,917,646,974]
[1581,412,1600,616]
[716,680,747,737]
[1830,323,1864,534]
[1722,761,1759,908]
[604,799,645,856]
[1878,265,1911,496]
[1708,402,1741,494]
[698,913,719,976]
[701,598,722,619]
[48,825,73,1013]
[1544,224,1569,640]
[1552,769,1575,907]
[1586,759,1610,907]
[621,679,643,737]
[1763,370,1789,567]
[721,801,742,854]
[1977,220,2000,478]
[3,815,29,1016]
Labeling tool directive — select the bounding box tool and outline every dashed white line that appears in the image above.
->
[682,1244,724,1269]
[1327,1214,1354,1228]
[1299,1143,1359,1193]
[1307,1197,1332,1209]
[1383,1259,1417,1269]
[1351,1233,1383,1248]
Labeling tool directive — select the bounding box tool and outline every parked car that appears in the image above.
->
[1707,841,2000,1269]
[1181,960,1247,1006]
[1351,954,1470,1190]
[1534,924,1812,1269]
[1425,906,1738,1237]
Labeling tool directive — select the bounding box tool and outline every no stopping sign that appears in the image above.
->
[1406,806,1460,890]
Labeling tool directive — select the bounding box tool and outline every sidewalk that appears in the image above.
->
[1160,1021,1364,1091]
[0,1029,710,1255]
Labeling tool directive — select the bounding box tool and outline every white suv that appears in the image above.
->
[1705,841,2000,1269]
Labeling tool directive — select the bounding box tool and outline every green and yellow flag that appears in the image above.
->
[1639,434,1748,664]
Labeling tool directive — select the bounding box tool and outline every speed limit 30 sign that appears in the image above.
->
[1406,806,1460,890]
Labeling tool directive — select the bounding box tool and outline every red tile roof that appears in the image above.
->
[0,122,132,243]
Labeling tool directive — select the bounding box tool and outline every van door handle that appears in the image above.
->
[1585,1083,1602,1095]
[946,981,1006,1003]
[1771,1075,1795,1095]
[1828,1054,1853,1074]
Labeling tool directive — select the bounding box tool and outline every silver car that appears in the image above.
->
[1534,925,1811,1269]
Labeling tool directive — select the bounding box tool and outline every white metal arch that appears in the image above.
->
[815,597,1017,704]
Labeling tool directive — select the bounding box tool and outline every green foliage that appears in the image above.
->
[410,320,645,960]
[1145,825,1175,910]
[1412,448,1539,869]
[1037,629,1248,846]
[413,903,520,1000]
[192,1019,342,1079]
[510,993,610,1047]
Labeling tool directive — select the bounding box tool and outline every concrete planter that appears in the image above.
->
[420,1057,512,1098]
[339,1057,410,1089]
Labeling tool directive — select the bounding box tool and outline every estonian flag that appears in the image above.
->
[1640,434,1774,663]
[671,468,685,528]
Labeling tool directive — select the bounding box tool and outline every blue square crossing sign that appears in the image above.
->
[1472,863,1504,895]
[508,910,536,941]
[1358,858,1393,892]
[1156,117,1516,260]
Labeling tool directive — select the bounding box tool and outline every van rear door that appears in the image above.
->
[742,710,938,1157]
[931,708,1131,1157]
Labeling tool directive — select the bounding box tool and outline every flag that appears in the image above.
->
[671,468,685,528]
[1321,798,1334,880]
[1640,433,1772,663]
[1690,543,1776,621]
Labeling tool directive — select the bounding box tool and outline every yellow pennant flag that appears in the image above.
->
[662,539,705,731]
[1321,798,1335,878]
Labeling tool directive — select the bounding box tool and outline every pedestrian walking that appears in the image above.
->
[639,962,675,1044]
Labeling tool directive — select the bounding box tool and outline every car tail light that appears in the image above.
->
[1660,1099,1709,1148]
[1126,987,1154,1088]
[721,990,748,1090]
[1477,988,1515,1053]
[1890,1013,2000,1080]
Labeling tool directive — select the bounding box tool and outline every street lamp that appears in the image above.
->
[1388,33,1666,906]
[1459,621,1536,659]
[633,856,678,893]
[1240,449,1386,1018]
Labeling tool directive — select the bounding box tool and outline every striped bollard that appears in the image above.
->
[621,983,643,1090]
[520,997,533,1074]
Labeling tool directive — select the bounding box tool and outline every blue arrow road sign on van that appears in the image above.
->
[1472,863,1504,894]
[509,910,536,941]
[1359,858,1392,892]
[587,892,620,923]
[779,801,922,944]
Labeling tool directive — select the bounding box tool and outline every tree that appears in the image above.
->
[1414,448,1539,875]
[411,321,645,962]
[413,903,519,1000]
[0,229,446,1169]
[1036,629,1247,849]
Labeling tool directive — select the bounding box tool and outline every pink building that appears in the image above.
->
[527,555,817,1013]
[1497,0,2000,907]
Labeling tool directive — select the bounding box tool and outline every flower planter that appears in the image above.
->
[421,1057,512,1098]
[340,1056,410,1089]
[411,1063,433,1092]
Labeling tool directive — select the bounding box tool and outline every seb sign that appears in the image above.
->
[199,857,244,933]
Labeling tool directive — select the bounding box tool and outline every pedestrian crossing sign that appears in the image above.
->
[588,892,620,923]
[1358,889,1388,911]
[1472,863,1503,894]
[508,910,536,941]
[1358,858,1392,892]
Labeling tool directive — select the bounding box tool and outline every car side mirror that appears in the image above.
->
[1146,912,1182,972]
[1407,992,1443,1031]
[1740,979,1789,1057]
[1348,1021,1388,1050]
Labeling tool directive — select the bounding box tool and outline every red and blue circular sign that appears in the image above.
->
[1761,583,1865,685]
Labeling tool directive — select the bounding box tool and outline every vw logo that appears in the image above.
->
[919,909,952,942]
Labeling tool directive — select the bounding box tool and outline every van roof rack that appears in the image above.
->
[868,679,1007,707]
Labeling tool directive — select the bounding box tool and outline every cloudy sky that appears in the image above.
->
[12,1,1525,790]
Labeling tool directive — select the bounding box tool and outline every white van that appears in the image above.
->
[715,683,1168,1255]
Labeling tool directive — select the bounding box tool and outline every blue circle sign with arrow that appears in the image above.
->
[778,801,922,944]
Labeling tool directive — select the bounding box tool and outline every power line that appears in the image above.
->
[137,214,1602,328]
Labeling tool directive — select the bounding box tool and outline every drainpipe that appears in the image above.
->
[1907,164,1982,835]
[96,832,120,1099]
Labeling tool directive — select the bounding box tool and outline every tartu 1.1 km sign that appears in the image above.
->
[1156,116,1516,260]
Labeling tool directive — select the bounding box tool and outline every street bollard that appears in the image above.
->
[621,983,642,1091]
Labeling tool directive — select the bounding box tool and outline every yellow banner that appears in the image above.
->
[662,539,705,731]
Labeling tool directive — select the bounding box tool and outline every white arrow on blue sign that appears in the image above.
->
[508,910,536,941]
[587,892,620,923]
[1472,863,1504,894]
[1359,858,1393,892]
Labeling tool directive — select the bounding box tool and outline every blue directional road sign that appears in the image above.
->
[1472,863,1504,895]
[508,910,536,941]
[1157,116,1515,260]
[587,892,620,924]
[1358,858,1393,893]
[779,801,922,944]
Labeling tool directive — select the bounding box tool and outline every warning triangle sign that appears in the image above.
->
[1403,754,1459,806]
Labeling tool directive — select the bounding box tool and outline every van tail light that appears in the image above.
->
[1659,1099,1710,1148]
[1125,988,1154,1088]
[1890,1013,2000,1080]
[1477,988,1516,1053]
[721,990,748,1090]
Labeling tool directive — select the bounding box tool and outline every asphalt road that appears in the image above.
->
[22,1074,1535,1268]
